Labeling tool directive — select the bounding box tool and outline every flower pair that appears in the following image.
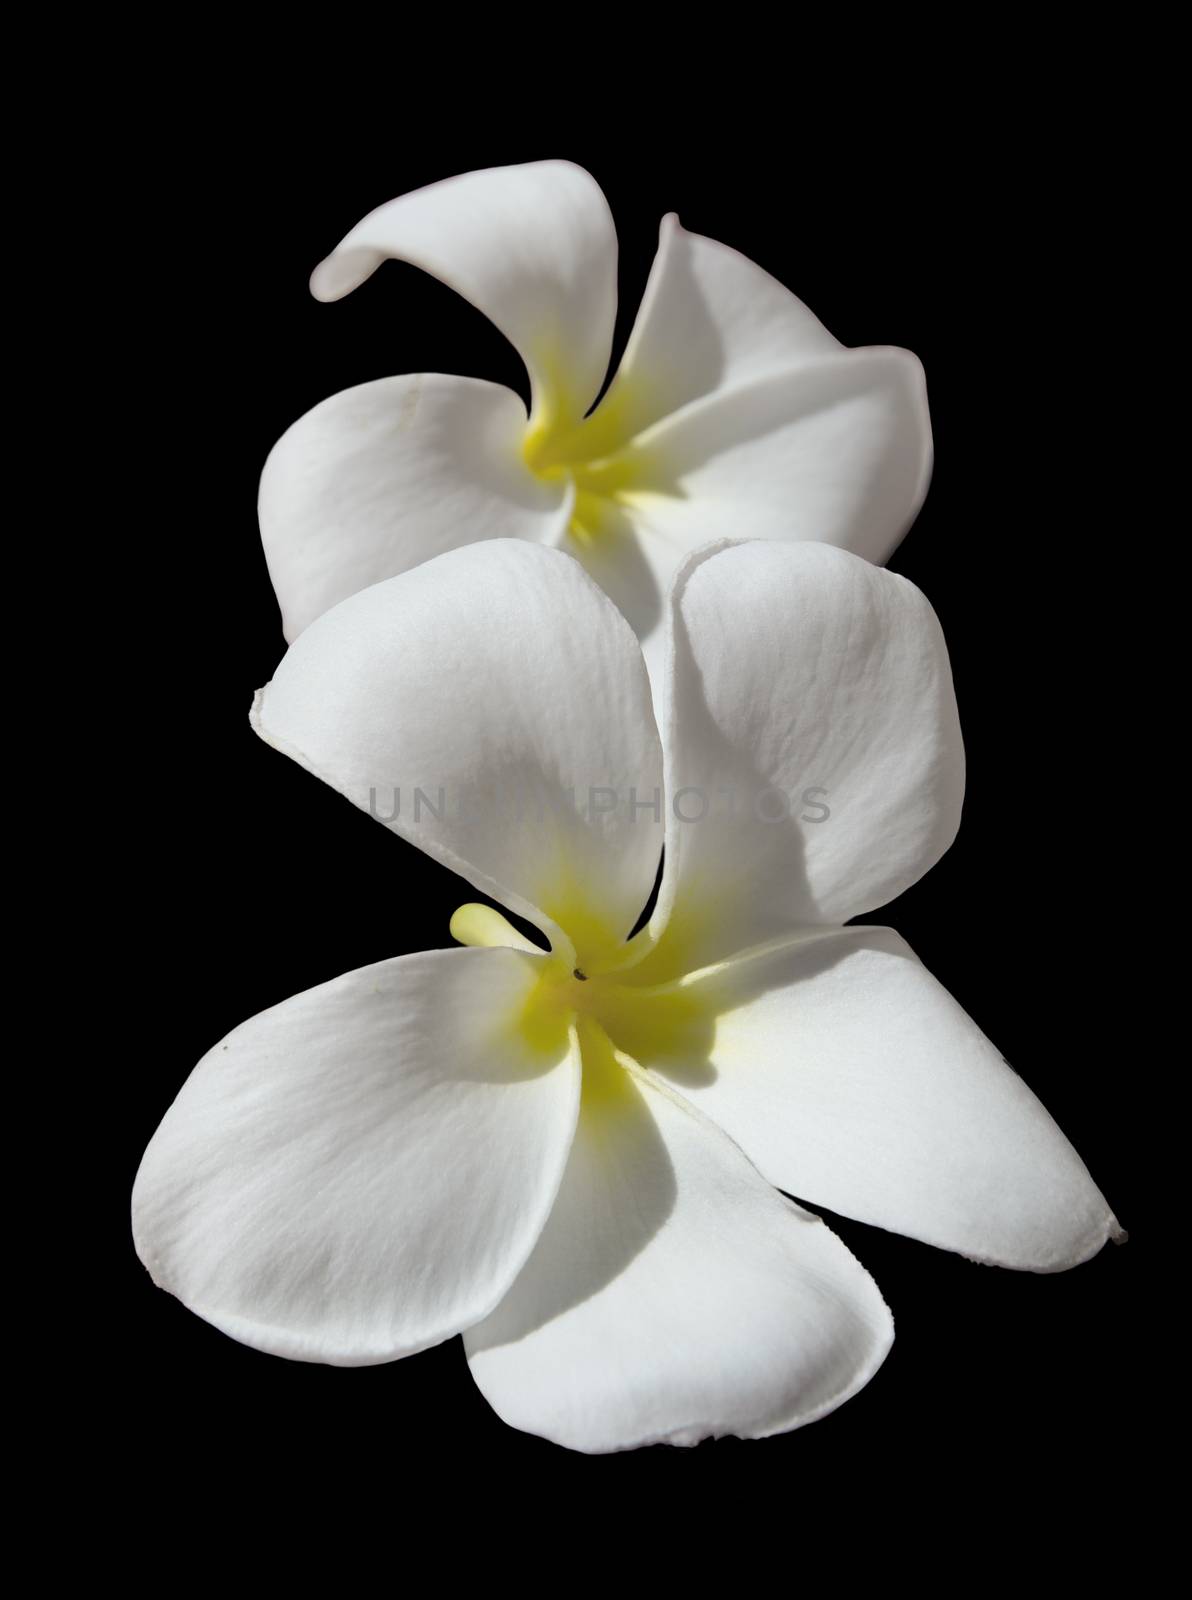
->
[134,162,1119,1453]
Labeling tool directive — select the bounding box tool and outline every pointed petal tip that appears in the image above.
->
[985,1202,1126,1275]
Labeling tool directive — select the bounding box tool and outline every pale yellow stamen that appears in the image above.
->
[449,903,541,954]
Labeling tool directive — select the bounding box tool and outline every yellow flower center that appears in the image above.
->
[451,900,718,1109]
[521,382,659,545]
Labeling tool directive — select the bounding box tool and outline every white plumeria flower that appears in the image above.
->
[133,540,1118,1453]
[260,161,931,684]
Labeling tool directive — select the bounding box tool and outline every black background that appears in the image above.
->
[110,105,1140,1515]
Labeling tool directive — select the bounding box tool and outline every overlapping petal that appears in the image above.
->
[309,160,617,429]
[639,540,964,979]
[252,540,663,958]
[592,215,844,443]
[261,375,571,641]
[139,503,1118,1437]
[261,169,934,650]
[642,928,1120,1271]
[465,1020,892,1451]
[623,347,931,568]
[132,948,580,1364]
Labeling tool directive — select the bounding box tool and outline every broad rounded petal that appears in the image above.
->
[132,948,580,1365]
[253,541,663,961]
[645,928,1120,1272]
[310,161,617,426]
[260,375,571,641]
[625,348,931,567]
[636,541,963,979]
[594,214,844,442]
[466,1028,891,1452]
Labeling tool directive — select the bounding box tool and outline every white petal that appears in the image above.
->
[551,514,680,670]
[465,1025,892,1453]
[625,348,931,566]
[646,928,1119,1272]
[639,540,963,978]
[595,214,844,441]
[253,541,663,960]
[133,948,579,1365]
[260,375,571,642]
[310,161,617,427]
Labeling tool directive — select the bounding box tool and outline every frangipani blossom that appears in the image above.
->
[134,540,1118,1453]
[260,161,931,679]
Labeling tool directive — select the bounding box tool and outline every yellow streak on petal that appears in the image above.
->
[522,341,592,468]
[612,895,724,988]
[575,1014,641,1121]
[511,964,575,1064]
[531,868,635,978]
[588,978,718,1072]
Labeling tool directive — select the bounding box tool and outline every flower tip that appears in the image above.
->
[309,248,375,303]
[308,255,342,302]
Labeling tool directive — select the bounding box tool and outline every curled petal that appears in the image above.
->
[310,161,617,429]
[594,213,844,442]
